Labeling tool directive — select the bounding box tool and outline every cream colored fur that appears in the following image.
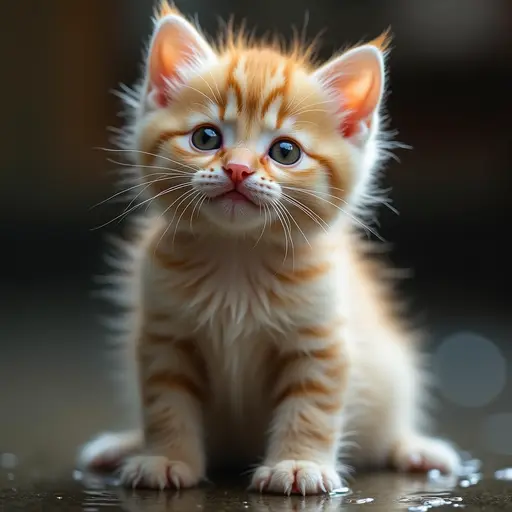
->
[78,6,461,495]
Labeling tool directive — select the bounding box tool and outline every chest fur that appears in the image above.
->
[145,240,336,344]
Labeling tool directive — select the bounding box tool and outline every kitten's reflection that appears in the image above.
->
[116,488,346,512]
[117,487,207,512]
[114,472,461,512]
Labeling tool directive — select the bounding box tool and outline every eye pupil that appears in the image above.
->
[268,139,301,165]
[201,128,215,144]
[191,126,222,151]
[279,142,293,158]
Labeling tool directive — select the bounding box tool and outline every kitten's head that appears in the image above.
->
[126,1,391,240]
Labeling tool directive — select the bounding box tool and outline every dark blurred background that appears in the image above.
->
[0,0,510,478]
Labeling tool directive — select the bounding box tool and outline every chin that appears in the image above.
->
[201,195,268,235]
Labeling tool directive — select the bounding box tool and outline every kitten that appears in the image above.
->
[78,1,461,495]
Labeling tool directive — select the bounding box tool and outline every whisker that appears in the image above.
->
[207,70,223,106]
[284,187,384,241]
[288,100,333,117]
[122,176,187,216]
[107,158,193,175]
[95,147,201,173]
[181,83,217,105]
[271,200,295,266]
[268,202,288,262]
[282,185,348,204]
[172,190,203,248]
[153,188,199,253]
[281,193,329,234]
[253,203,270,248]
[289,107,330,117]
[196,74,222,105]
[278,200,312,248]
[190,193,208,234]
[90,174,177,209]
[91,182,191,231]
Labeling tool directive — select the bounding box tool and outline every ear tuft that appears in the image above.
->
[313,44,386,139]
[155,1,180,21]
[367,28,393,53]
[144,11,216,109]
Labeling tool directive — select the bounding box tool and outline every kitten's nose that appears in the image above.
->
[223,163,255,184]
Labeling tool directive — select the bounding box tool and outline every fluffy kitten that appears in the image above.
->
[79,1,461,495]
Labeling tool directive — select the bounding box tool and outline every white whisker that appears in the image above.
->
[281,193,329,234]
[153,188,199,253]
[95,147,201,173]
[271,200,295,266]
[91,182,191,231]
[196,74,222,105]
[181,83,217,105]
[91,174,177,209]
[284,187,384,241]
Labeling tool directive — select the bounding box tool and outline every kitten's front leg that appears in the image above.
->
[251,327,348,495]
[120,327,207,490]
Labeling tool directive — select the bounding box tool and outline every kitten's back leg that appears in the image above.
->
[78,431,143,472]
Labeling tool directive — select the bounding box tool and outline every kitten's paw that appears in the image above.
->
[120,455,201,490]
[391,436,461,475]
[250,460,342,496]
[78,431,142,472]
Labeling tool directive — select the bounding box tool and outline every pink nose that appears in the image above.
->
[223,163,255,184]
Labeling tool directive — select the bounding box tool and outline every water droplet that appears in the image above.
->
[329,486,351,496]
[428,469,441,480]
[401,490,465,509]
[72,469,83,481]
[495,468,512,480]
[352,497,374,504]
[424,497,449,506]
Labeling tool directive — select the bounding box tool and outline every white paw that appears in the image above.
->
[391,436,461,475]
[250,460,342,495]
[78,431,142,472]
[120,455,201,490]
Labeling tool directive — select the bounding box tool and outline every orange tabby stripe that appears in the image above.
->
[270,261,330,284]
[303,149,345,197]
[275,379,331,406]
[147,372,204,402]
[144,129,190,166]
[297,325,336,339]
[297,411,335,443]
[260,60,293,124]
[276,61,294,128]
[225,55,243,115]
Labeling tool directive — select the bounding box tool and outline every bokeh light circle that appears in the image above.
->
[433,331,506,407]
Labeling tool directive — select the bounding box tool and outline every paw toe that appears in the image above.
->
[250,460,342,496]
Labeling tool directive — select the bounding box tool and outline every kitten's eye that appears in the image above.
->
[191,125,222,151]
[268,139,301,166]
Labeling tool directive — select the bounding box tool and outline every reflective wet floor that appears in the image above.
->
[1,280,510,511]
[1,465,512,511]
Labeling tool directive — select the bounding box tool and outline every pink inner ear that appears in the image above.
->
[148,40,181,107]
[338,71,378,137]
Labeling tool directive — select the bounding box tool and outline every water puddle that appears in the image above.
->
[398,491,464,510]
[394,455,485,510]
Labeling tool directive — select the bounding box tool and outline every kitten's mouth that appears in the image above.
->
[217,190,257,205]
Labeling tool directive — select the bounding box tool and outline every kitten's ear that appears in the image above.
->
[313,45,385,139]
[145,13,216,109]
